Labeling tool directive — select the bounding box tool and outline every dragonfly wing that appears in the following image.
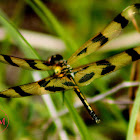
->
[0,54,55,71]
[67,4,140,65]
[43,76,76,92]
[73,47,140,87]
[0,76,76,98]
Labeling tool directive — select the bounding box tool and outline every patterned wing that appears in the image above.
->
[72,47,140,87]
[67,4,140,65]
[0,54,59,71]
[0,76,76,98]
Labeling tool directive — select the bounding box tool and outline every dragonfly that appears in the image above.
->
[0,4,140,123]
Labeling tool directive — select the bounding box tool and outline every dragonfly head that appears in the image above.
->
[49,54,72,75]
[48,54,63,65]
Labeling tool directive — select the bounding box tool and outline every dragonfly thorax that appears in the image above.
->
[61,64,72,74]
[54,66,62,75]
[54,59,72,76]
[49,54,72,75]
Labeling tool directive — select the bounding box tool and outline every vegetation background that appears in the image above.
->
[0,0,140,140]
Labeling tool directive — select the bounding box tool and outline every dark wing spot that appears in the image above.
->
[63,82,75,86]
[92,33,102,42]
[92,33,108,46]
[13,86,31,96]
[82,66,89,70]
[43,62,51,66]
[38,79,50,87]
[101,65,116,75]
[66,74,72,80]
[96,59,116,75]
[0,94,9,98]
[25,60,41,70]
[96,60,111,66]
[101,37,108,46]
[125,49,140,61]
[45,86,65,92]
[134,3,140,9]
[3,55,19,67]
[77,47,87,56]
[113,14,129,28]
[79,72,95,83]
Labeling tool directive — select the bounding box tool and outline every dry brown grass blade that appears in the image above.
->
[128,60,140,140]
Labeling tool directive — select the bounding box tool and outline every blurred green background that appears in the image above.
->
[0,0,140,140]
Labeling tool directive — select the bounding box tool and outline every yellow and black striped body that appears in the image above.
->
[0,4,140,123]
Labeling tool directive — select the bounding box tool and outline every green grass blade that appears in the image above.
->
[25,0,91,138]
[0,9,40,59]
[126,86,140,140]
[65,95,91,140]
[0,7,91,139]
[25,0,78,53]
[0,9,69,139]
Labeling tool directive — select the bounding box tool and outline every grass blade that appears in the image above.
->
[0,9,69,140]
[65,95,91,140]
[25,0,91,138]
[26,0,78,53]
[126,86,140,140]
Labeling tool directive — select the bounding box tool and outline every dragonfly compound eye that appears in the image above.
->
[49,54,63,64]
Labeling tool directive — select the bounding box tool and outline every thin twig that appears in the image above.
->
[102,99,134,105]
[87,81,140,104]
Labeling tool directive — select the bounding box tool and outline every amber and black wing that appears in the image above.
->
[67,4,140,65]
[72,47,140,87]
[0,54,63,71]
[0,76,77,98]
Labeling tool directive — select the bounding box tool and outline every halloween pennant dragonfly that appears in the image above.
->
[0,4,140,123]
